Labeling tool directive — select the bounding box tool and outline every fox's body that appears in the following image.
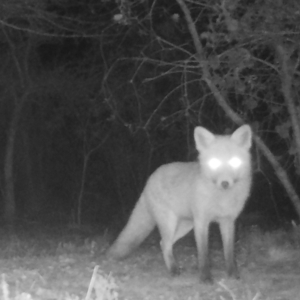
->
[107,125,252,282]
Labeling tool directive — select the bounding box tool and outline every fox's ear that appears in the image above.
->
[194,127,215,151]
[231,125,252,149]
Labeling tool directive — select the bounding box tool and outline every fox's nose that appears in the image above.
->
[221,181,229,189]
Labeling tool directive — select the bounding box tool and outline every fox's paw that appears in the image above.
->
[199,270,213,284]
[169,264,181,276]
[227,267,240,280]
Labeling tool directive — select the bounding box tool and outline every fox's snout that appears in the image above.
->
[214,177,237,190]
[221,180,229,189]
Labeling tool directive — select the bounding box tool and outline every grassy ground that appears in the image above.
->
[0,222,299,300]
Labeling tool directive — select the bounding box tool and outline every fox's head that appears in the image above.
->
[194,125,252,190]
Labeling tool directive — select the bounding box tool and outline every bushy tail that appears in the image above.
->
[107,195,155,259]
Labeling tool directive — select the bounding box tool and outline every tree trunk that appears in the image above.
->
[23,127,43,219]
[4,97,26,227]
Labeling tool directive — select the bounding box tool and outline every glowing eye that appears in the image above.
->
[208,158,222,170]
[228,157,242,169]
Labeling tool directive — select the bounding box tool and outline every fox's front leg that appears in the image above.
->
[194,220,212,283]
[219,218,239,279]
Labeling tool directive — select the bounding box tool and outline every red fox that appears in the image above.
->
[107,125,252,282]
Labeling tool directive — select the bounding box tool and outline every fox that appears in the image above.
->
[107,124,252,283]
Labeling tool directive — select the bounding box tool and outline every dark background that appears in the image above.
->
[0,0,298,229]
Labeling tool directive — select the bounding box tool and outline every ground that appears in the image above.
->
[1,224,300,300]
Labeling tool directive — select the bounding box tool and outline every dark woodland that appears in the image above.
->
[0,0,299,230]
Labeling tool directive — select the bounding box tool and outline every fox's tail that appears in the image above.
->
[107,195,155,259]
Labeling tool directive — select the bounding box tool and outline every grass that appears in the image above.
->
[0,221,299,299]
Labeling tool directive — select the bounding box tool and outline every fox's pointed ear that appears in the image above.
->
[194,127,215,151]
[231,125,252,149]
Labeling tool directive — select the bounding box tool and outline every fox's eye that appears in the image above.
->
[228,157,242,169]
[208,158,222,170]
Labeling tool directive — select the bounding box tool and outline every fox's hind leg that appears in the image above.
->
[158,213,180,276]
[160,238,180,276]
[158,214,192,276]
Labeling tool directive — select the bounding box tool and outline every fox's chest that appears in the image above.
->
[190,179,250,218]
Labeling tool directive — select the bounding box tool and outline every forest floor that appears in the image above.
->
[1,222,300,300]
